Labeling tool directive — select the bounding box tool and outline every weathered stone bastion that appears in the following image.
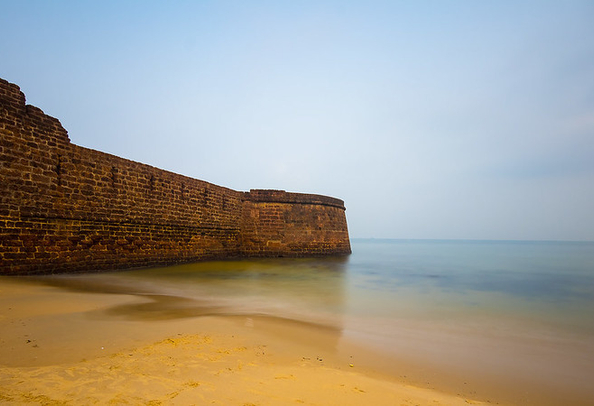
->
[0,78,351,275]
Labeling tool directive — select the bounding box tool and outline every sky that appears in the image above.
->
[1,1,594,241]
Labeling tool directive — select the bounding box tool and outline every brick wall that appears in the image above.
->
[0,78,351,275]
[241,190,351,257]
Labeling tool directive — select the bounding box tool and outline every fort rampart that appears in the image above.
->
[0,78,351,275]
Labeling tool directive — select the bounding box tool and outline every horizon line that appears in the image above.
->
[350,237,594,244]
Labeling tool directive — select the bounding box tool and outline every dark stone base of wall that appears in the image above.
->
[0,215,242,274]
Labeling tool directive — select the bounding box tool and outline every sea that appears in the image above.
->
[24,239,594,404]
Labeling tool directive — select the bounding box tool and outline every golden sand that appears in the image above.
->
[1,331,485,405]
[0,277,491,405]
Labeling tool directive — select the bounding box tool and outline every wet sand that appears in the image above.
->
[0,277,488,405]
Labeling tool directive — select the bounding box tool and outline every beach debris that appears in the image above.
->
[349,363,354,367]
[274,374,295,380]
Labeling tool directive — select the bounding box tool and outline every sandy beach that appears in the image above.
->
[0,277,489,406]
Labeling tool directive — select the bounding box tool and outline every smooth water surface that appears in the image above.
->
[25,239,594,404]
[347,239,594,332]
[36,239,594,339]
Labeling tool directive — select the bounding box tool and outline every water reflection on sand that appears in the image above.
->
[28,257,349,329]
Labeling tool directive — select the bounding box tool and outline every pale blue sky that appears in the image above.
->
[2,1,593,240]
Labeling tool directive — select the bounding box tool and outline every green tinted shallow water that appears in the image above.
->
[21,239,594,404]
[30,239,594,337]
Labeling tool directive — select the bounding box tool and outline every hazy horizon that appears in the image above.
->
[2,1,593,241]
[351,237,594,243]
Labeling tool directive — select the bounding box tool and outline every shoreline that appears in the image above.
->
[0,277,487,405]
[1,275,592,405]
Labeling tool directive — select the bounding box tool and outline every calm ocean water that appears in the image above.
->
[77,238,593,336]
[29,238,594,403]
[347,239,594,333]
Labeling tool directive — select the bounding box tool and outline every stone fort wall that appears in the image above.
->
[0,78,351,275]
